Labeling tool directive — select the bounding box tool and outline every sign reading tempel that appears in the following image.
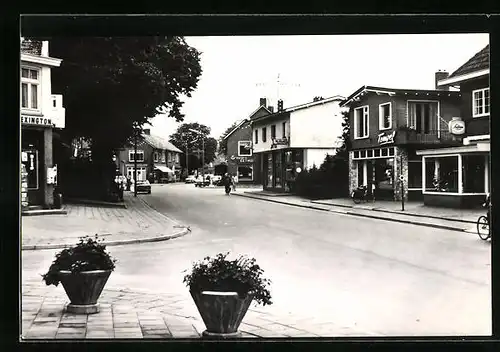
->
[378,131,396,145]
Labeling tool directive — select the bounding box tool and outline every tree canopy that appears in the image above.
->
[336,109,351,159]
[38,37,202,159]
[169,122,217,166]
[217,120,240,156]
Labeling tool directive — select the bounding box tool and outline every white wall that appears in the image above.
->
[252,117,290,153]
[289,101,344,149]
[304,148,337,170]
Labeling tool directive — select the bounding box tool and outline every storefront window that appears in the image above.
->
[430,156,459,193]
[267,154,273,187]
[462,154,486,193]
[374,149,380,157]
[238,166,253,181]
[375,159,393,190]
[274,152,283,188]
[408,160,422,189]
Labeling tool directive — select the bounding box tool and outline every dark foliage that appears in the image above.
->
[169,123,218,167]
[183,252,272,306]
[42,235,117,287]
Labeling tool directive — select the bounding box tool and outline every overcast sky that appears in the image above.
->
[148,33,489,141]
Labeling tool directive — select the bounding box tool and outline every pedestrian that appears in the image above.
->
[232,173,238,192]
[223,173,232,195]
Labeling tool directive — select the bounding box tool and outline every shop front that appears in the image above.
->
[262,149,304,192]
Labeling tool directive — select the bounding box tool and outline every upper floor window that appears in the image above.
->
[254,129,259,144]
[161,151,166,163]
[379,102,392,130]
[153,151,159,163]
[175,153,180,163]
[473,88,490,117]
[129,150,144,162]
[271,125,276,139]
[21,67,40,110]
[282,122,286,138]
[408,101,438,134]
[238,141,252,156]
[262,127,267,143]
[168,152,173,162]
[354,106,369,139]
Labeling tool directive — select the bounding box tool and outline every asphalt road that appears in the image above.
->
[22,183,491,336]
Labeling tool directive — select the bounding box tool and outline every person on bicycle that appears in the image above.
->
[484,193,491,223]
[222,173,233,195]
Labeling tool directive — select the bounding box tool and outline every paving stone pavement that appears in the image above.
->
[21,277,370,339]
[21,192,188,249]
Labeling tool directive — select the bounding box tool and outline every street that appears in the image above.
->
[22,183,491,336]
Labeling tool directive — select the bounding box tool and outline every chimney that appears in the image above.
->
[435,70,450,91]
[260,97,267,107]
[41,41,49,57]
[143,129,151,135]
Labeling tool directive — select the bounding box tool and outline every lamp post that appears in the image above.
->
[400,153,404,211]
[133,123,139,198]
[181,133,189,178]
[189,128,205,183]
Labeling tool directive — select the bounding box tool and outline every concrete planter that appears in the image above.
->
[190,290,254,338]
[58,270,112,314]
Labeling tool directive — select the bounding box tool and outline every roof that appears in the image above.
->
[252,95,345,123]
[448,44,489,79]
[340,85,461,107]
[142,134,182,153]
[222,105,271,140]
[21,39,42,56]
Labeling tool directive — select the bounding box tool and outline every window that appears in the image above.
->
[388,147,395,156]
[427,156,459,193]
[238,166,253,181]
[408,101,438,134]
[266,154,273,187]
[238,141,252,156]
[153,152,159,163]
[271,125,276,139]
[379,103,392,130]
[424,160,435,190]
[354,106,369,138]
[175,154,180,163]
[21,67,40,110]
[255,129,259,144]
[354,151,359,159]
[262,127,267,143]
[360,150,366,158]
[129,150,144,162]
[381,148,388,157]
[282,122,286,138]
[168,152,172,162]
[374,149,380,157]
[472,88,490,117]
[161,151,166,163]
[367,150,373,158]
[462,154,486,193]
[127,167,147,181]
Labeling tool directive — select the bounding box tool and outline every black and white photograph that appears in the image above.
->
[19,18,491,341]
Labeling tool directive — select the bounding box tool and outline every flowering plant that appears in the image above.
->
[42,235,117,287]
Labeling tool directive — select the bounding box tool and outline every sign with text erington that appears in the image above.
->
[378,130,396,145]
[448,117,465,136]
[21,115,53,127]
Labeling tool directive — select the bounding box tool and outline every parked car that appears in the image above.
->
[195,175,211,187]
[185,175,197,184]
[130,179,151,194]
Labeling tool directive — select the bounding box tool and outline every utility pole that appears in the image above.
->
[400,153,404,211]
[134,125,138,197]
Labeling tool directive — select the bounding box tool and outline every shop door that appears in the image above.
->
[22,129,44,206]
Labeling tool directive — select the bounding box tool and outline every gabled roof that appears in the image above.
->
[223,105,271,140]
[448,44,489,79]
[21,39,42,56]
[142,134,182,153]
[340,85,461,107]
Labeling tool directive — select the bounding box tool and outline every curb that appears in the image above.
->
[234,193,470,233]
[21,209,68,216]
[65,198,127,209]
[21,226,191,251]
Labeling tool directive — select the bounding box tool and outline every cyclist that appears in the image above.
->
[484,193,491,225]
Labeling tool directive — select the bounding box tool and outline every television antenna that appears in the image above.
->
[255,73,301,107]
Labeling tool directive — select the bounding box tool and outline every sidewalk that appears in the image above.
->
[21,277,374,339]
[21,192,190,250]
[234,191,484,234]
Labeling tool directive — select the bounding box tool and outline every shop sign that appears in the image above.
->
[378,131,396,145]
[448,117,465,136]
[21,115,53,127]
[230,155,254,163]
[270,136,289,149]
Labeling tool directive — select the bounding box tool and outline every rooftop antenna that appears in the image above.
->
[255,73,301,107]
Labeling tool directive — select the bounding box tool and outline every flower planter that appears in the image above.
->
[58,270,112,314]
[190,290,254,339]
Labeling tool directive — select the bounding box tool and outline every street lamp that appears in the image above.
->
[181,133,190,178]
[188,128,205,182]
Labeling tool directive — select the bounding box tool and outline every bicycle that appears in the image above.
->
[351,185,375,204]
[477,213,490,241]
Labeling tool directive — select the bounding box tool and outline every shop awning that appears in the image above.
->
[154,165,173,173]
[416,142,490,156]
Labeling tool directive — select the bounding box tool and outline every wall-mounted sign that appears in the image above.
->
[270,136,289,149]
[448,117,465,136]
[378,131,396,145]
[230,155,254,163]
[21,115,53,127]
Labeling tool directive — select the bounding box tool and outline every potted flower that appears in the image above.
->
[183,252,272,338]
[42,235,117,314]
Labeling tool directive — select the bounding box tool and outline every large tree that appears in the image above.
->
[217,120,240,156]
[169,123,218,168]
[336,109,351,160]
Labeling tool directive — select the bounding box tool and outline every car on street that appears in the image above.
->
[195,175,211,187]
[130,179,151,194]
[185,175,197,184]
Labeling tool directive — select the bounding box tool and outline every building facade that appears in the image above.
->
[223,100,272,183]
[252,96,345,192]
[21,39,65,209]
[417,44,490,208]
[115,129,182,183]
[341,81,462,201]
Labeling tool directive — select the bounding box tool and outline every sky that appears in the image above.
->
[147,33,489,141]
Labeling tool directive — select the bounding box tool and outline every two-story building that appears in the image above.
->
[222,98,272,183]
[251,95,345,192]
[417,44,490,208]
[115,129,183,183]
[21,39,65,209]
[341,75,462,201]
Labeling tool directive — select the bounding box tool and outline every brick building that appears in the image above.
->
[417,44,490,208]
[340,75,462,201]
